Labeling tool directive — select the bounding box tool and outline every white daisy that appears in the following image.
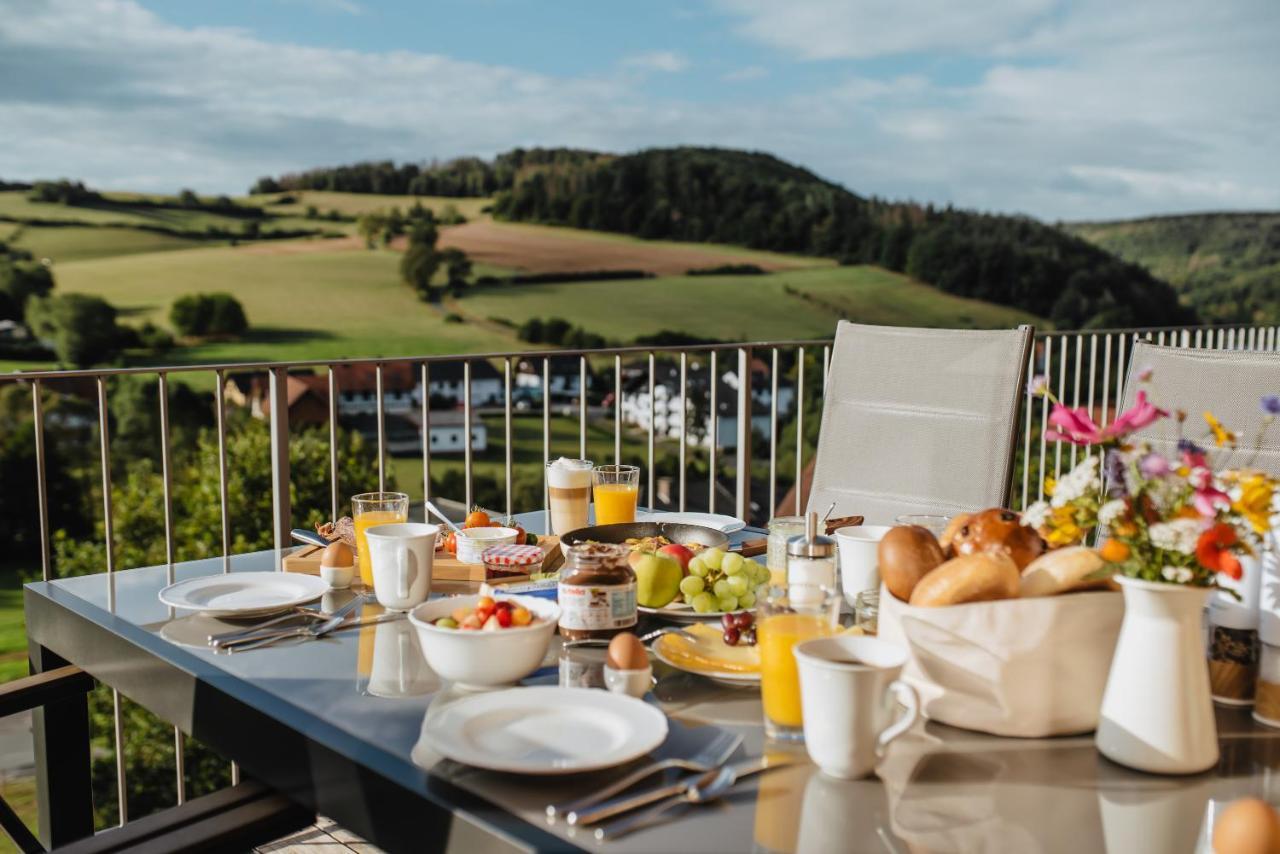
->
[1021,501,1050,530]
[1161,566,1193,584]
[1149,519,1201,555]
[1051,456,1101,507]
[1098,499,1126,527]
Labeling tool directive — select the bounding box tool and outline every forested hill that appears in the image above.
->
[1064,212,1280,325]
[253,146,1197,329]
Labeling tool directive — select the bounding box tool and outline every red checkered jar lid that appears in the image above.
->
[480,544,543,566]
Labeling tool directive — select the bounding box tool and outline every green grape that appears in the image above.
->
[691,592,717,613]
[738,591,756,609]
[717,595,739,612]
[721,552,746,576]
[701,548,725,571]
[726,574,749,596]
[713,578,732,598]
[679,575,705,597]
[752,563,772,584]
[688,556,708,578]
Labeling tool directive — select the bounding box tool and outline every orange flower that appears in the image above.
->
[1196,523,1242,580]
[1111,519,1138,537]
[1099,539,1130,563]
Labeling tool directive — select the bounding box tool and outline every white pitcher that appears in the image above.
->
[1095,576,1218,774]
[364,522,438,611]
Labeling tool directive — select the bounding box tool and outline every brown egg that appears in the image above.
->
[879,525,946,602]
[606,633,649,671]
[950,508,1046,570]
[320,540,353,568]
[1213,798,1280,854]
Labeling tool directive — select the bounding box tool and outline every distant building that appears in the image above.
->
[421,360,503,407]
[342,410,486,455]
[0,320,29,340]
[514,357,591,402]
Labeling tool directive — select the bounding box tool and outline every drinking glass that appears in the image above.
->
[592,464,640,525]
[758,584,841,742]
[352,492,409,588]
[767,516,807,586]
[893,514,952,538]
[546,458,593,536]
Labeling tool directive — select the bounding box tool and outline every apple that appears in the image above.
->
[657,543,695,574]
[633,552,683,608]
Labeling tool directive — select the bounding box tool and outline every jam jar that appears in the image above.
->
[557,543,637,641]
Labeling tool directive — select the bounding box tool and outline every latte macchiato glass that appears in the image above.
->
[546,458,593,536]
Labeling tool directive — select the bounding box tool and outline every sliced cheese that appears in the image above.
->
[656,623,761,674]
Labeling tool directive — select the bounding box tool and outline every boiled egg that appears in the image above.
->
[1213,798,1280,854]
[606,633,649,671]
[320,540,353,568]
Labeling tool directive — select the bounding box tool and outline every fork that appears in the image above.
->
[211,595,366,649]
[207,606,330,645]
[546,729,742,824]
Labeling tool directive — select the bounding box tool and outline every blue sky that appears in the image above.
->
[2,0,1277,220]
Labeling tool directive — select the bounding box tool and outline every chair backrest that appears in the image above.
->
[1122,342,1280,478]
[807,321,1034,525]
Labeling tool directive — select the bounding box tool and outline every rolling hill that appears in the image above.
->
[1064,212,1280,324]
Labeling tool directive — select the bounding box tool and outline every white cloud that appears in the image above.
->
[620,51,689,73]
[0,0,1276,220]
[722,65,768,82]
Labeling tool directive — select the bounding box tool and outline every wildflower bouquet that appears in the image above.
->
[1023,374,1280,588]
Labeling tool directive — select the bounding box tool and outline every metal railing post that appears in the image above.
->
[268,367,291,553]
[736,347,753,522]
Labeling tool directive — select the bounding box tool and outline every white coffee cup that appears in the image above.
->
[364,522,439,611]
[367,618,437,697]
[793,635,919,779]
[833,525,892,606]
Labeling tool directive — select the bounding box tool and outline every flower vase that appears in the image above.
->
[1095,576,1219,775]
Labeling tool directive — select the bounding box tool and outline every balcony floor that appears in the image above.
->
[257,816,382,853]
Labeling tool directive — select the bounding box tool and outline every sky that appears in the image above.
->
[1,0,1277,221]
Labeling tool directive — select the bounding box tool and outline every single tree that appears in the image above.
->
[25,293,123,366]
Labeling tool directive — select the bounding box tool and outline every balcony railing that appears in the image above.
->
[1,322,1278,837]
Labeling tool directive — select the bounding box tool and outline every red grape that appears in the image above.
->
[723,626,740,646]
[721,613,736,631]
[733,612,753,629]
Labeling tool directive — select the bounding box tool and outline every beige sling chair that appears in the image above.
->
[807,321,1035,525]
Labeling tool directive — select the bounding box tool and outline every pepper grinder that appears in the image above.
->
[786,511,837,593]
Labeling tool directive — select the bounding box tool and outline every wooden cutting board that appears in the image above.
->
[283,536,563,585]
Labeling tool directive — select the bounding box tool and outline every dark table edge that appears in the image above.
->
[24,578,582,853]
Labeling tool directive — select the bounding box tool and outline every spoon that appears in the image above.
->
[424,500,462,534]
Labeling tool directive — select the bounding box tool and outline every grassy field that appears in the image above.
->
[6,225,210,262]
[458,264,1040,341]
[0,589,27,683]
[0,190,245,231]
[245,190,492,222]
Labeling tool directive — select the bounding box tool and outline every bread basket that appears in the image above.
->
[878,585,1124,737]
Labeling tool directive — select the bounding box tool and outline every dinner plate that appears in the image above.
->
[635,512,746,534]
[158,572,329,617]
[417,686,668,774]
[651,628,761,685]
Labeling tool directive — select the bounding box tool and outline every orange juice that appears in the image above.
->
[593,483,638,525]
[355,510,407,587]
[759,613,833,729]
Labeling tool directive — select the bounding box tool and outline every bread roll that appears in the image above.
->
[909,552,1020,607]
[939,513,972,555]
[950,508,1046,570]
[879,525,946,602]
[1020,547,1113,597]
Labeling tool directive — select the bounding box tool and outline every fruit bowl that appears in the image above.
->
[408,594,560,689]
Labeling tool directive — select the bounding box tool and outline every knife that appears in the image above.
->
[215,608,399,652]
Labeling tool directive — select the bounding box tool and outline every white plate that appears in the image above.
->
[638,602,753,623]
[417,686,668,775]
[158,572,329,617]
[636,512,746,534]
[650,639,761,685]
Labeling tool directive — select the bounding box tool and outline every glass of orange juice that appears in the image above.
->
[758,584,841,742]
[591,464,639,525]
[352,492,409,588]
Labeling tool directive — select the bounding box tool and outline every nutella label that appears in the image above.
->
[558,582,637,631]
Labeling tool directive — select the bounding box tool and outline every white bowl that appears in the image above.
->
[834,525,893,605]
[408,594,560,689]
[455,527,520,564]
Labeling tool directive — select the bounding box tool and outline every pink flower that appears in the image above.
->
[1044,391,1168,446]
[1194,486,1232,517]
[1139,453,1171,478]
[1107,391,1168,437]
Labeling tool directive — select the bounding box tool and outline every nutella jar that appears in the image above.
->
[557,543,637,641]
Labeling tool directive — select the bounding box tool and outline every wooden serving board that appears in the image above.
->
[283,536,563,585]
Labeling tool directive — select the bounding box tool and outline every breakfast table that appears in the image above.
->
[22,512,1280,853]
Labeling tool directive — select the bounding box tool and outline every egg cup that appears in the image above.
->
[603,664,653,699]
[321,563,355,589]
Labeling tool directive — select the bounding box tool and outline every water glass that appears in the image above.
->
[893,514,952,538]
[767,516,807,585]
[592,464,640,525]
[352,492,409,588]
[758,584,841,743]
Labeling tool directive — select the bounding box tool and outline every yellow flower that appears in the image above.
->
[1233,474,1276,535]
[1044,505,1084,547]
[1204,411,1237,447]
[1043,476,1056,498]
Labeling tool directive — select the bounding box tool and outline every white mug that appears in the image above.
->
[793,635,919,779]
[364,522,438,611]
[367,619,437,697]
[833,525,892,606]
